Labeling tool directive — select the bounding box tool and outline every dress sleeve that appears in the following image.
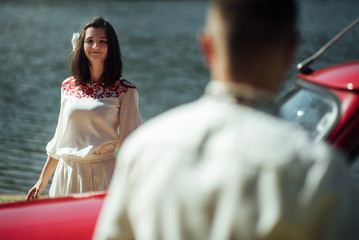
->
[118,87,142,148]
[46,83,66,160]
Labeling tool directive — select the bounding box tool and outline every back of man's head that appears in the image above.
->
[206,0,298,88]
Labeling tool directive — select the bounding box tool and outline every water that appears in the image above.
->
[0,0,358,194]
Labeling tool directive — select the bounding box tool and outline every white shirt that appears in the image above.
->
[94,80,359,240]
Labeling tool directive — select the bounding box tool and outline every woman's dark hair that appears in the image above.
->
[70,17,123,86]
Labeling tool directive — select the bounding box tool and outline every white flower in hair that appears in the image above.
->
[72,32,80,52]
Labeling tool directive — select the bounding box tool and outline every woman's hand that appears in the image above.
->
[26,156,59,201]
[26,179,48,201]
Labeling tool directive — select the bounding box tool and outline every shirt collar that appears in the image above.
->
[205,80,278,115]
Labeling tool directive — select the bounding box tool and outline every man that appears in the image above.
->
[94,0,359,239]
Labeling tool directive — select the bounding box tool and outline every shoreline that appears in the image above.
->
[0,194,49,204]
[0,194,27,203]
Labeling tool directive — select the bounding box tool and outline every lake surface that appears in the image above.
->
[0,0,358,194]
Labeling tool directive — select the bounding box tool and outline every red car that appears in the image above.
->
[278,17,359,163]
[278,61,359,163]
[1,18,359,240]
[0,191,106,240]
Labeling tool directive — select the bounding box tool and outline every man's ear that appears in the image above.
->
[199,32,215,67]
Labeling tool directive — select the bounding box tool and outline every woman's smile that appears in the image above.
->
[84,27,108,64]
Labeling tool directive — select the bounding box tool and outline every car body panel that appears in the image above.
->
[327,89,359,145]
[0,192,105,240]
[299,61,359,91]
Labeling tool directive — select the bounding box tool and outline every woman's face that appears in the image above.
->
[84,27,108,65]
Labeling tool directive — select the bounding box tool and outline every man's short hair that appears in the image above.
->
[211,0,298,70]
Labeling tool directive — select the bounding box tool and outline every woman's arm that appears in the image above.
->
[118,88,142,147]
[26,156,59,201]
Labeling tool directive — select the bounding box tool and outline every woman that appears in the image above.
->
[27,17,142,200]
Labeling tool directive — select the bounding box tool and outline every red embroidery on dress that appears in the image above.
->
[62,77,136,99]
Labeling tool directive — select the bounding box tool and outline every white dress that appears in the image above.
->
[46,77,142,197]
